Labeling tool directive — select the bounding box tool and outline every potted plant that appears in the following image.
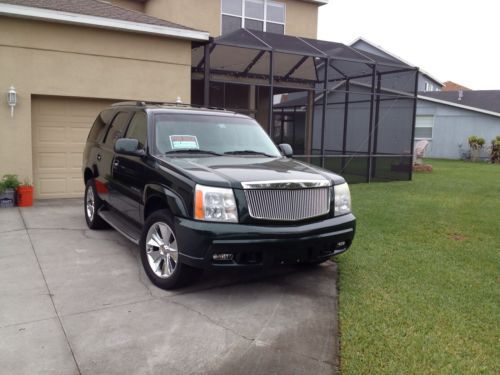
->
[468,135,485,161]
[0,174,20,208]
[491,136,500,164]
[17,178,34,207]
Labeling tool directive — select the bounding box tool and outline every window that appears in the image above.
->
[221,0,285,34]
[126,112,148,148]
[415,115,434,139]
[88,109,113,142]
[104,112,131,147]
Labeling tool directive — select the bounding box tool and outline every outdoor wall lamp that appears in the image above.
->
[7,85,17,118]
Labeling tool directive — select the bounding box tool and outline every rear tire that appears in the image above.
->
[140,209,202,290]
[84,179,109,229]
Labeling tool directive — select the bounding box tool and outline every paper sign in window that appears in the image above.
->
[169,135,199,150]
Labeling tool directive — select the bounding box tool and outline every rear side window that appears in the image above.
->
[104,112,131,147]
[125,112,147,148]
[88,109,113,142]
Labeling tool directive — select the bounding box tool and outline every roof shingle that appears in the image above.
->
[420,90,500,114]
[0,0,199,31]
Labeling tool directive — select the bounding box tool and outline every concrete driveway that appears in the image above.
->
[0,199,339,375]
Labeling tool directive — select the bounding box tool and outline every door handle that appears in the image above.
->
[97,154,102,161]
[113,160,120,168]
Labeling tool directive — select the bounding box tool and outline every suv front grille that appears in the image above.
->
[244,187,330,221]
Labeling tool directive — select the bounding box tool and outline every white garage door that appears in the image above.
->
[32,96,116,199]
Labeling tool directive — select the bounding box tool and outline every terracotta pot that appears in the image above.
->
[17,185,34,207]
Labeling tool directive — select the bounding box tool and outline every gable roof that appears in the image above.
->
[350,36,443,86]
[442,81,471,91]
[0,0,209,40]
[419,90,500,118]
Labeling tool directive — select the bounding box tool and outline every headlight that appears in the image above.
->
[334,183,351,216]
[194,184,238,222]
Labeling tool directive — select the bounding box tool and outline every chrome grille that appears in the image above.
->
[244,187,330,221]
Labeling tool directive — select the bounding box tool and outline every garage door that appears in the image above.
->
[32,96,116,199]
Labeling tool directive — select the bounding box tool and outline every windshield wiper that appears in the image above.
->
[223,150,274,157]
[164,149,222,156]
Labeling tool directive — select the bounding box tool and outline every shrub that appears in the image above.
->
[468,135,485,150]
[1,174,20,190]
[491,136,500,163]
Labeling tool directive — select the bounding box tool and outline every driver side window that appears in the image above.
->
[126,112,147,148]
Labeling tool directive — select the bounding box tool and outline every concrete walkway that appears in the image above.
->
[0,199,339,374]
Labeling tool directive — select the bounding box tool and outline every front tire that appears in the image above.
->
[84,179,108,229]
[140,210,201,289]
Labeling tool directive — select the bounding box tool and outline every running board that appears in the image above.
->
[98,209,141,245]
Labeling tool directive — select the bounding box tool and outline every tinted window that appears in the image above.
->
[104,112,131,147]
[126,112,147,148]
[245,18,263,31]
[221,14,241,34]
[266,22,284,34]
[88,109,113,142]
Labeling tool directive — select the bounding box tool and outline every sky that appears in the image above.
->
[318,0,499,90]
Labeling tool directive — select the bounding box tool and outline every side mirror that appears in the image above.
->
[278,143,293,157]
[115,138,145,157]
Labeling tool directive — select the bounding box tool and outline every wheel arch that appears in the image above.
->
[83,168,93,185]
[143,184,188,220]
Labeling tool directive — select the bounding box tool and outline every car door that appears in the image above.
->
[98,111,132,208]
[86,109,114,202]
[112,111,148,224]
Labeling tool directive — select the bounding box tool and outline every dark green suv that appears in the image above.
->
[82,102,356,289]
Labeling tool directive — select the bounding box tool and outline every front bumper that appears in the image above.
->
[174,214,356,269]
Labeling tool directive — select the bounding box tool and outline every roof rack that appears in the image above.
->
[111,101,228,112]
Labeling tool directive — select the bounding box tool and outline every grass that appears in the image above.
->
[337,159,500,374]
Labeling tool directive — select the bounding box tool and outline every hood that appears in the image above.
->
[156,156,345,189]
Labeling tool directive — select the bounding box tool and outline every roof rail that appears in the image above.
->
[110,101,228,112]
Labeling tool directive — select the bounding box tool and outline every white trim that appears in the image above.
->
[0,3,209,41]
[350,36,444,86]
[418,95,500,118]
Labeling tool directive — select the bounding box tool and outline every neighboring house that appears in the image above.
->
[0,0,327,199]
[349,37,500,160]
[416,90,500,159]
[442,81,471,91]
[350,37,443,92]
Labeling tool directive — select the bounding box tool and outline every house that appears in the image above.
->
[0,0,329,199]
[349,37,500,160]
[416,90,500,159]
[442,81,471,91]
[350,37,443,92]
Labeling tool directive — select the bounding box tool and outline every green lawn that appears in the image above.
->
[337,159,500,374]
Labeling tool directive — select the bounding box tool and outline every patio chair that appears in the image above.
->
[413,140,429,165]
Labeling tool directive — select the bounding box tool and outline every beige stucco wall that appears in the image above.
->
[283,0,318,38]
[0,16,192,182]
[145,0,319,38]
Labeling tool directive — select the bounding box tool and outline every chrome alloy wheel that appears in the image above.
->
[145,222,179,279]
[86,185,95,221]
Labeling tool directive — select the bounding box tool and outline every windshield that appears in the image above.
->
[154,113,281,157]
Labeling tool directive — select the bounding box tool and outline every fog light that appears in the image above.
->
[336,241,346,248]
[213,253,234,261]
